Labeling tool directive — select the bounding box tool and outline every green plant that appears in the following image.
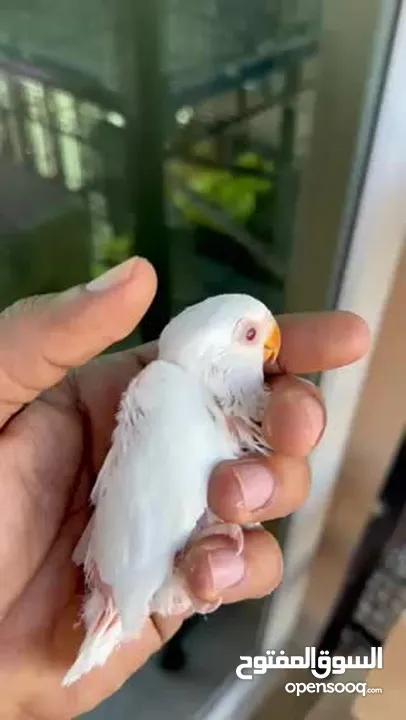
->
[170,141,275,232]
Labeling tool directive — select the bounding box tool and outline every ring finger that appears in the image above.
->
[183,529,283,606]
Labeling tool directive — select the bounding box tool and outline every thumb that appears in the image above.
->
[0,256,157,428]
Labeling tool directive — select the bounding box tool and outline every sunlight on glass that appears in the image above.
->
[106,111,125,128]
[59,134,83,190]
[26,119,57,178]
[175,106,194,125]
[0,73,10,109]
[23,79,47,122]
[52,90,78,134]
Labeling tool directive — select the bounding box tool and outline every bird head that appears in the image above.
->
[158,294,281,418]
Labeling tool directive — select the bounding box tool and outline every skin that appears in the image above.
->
[0,257,371,719]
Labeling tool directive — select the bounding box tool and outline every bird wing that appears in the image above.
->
[87,360,235,635]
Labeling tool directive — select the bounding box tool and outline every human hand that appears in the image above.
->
[0,257,370,719]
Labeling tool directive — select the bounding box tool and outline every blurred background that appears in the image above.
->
[0,0,404,718]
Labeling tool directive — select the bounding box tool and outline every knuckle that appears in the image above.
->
[3,295,49,319]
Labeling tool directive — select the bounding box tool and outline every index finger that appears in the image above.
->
[266,311,370,375]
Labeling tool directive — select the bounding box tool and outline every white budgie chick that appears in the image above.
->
[63,294,281,686]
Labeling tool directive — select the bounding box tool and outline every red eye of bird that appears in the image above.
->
[245,327,257,342]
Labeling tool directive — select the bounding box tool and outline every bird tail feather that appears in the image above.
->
[64,530,173,686]
[62,588,123,687]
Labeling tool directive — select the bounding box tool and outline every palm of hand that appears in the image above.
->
[0,352,179,719]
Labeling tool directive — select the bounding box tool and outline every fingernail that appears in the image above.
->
[208,550,245,591]
[234,460,275,511]
[86,257,139,292]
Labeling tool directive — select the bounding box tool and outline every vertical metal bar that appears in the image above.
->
[327,0,401,311]
[117,0,170,341]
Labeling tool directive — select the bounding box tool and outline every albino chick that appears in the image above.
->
[63,294,281,686]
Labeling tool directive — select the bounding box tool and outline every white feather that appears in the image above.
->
[63,294,276,686]
[63,361,237,685]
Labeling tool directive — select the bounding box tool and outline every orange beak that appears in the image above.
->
[263,323,281,364]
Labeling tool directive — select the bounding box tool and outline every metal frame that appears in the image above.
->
[168,38,317,109]
[126,0,170,341]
